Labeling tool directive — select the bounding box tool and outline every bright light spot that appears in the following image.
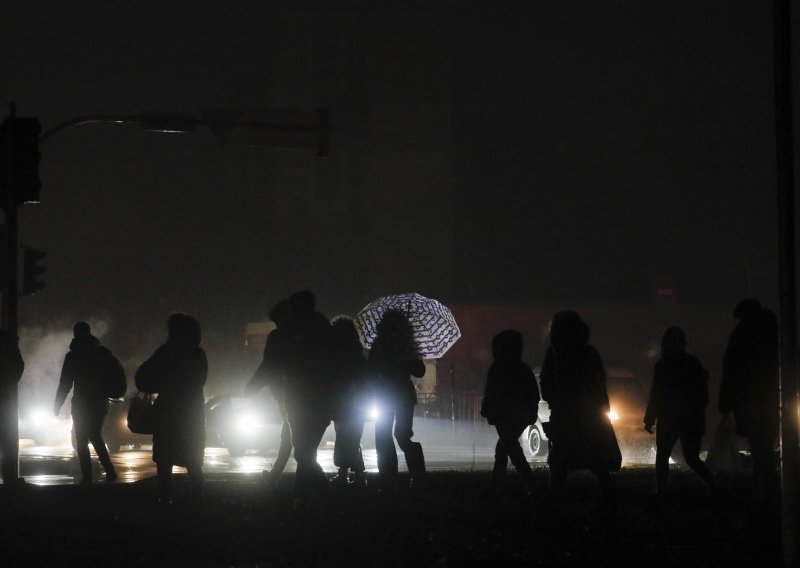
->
[607,410,619,422]
[237,414,258,433]
[30,408,50,427]
[368,405,380,421]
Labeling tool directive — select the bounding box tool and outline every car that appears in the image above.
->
[522,368,653,460]
[205,393,284,457]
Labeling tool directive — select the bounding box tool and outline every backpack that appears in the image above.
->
[103,350,127,399]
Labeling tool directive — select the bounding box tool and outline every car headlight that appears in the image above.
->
[368,405,380,421]
[236,413,259,433]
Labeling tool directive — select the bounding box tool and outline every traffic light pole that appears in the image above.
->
[1,105,20,482]
[774,1,800,566]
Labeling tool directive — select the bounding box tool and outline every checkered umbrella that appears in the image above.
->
[354,292,461,358]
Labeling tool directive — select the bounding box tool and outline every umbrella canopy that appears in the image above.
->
[355,292,461,359]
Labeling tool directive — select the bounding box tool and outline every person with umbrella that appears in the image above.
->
[367,309,427,491]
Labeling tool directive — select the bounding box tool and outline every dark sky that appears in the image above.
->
[1,1,792,389]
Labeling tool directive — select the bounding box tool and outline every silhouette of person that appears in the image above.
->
[53,322,121,484]
[644,327,714,496]
[480,329,540,495]
[719,298,780,498]
[0,329,24,486]
[330,315,368,488]
[136,313,207,505]
[245,299,293,489]
[368,309,427,491]
[540,311,621,503]
[279,291,334,502]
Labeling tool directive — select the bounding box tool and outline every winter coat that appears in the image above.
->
[330,330,368,422]
[54,336,117,419]
[246,327,290,402]
[644,352,708,435]
[279,311,335,416]
[481,361,540,427]
[720,309,779,437]
[540,344,621,472]
[367,350,425,408]
[136,341,207,466]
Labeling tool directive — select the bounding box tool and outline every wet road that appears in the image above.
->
[18,441,516,486]
[16,417,654,486]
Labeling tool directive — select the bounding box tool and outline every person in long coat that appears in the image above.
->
[644,326,714,495]
[540,311,621,501]
[368,309,427,491]
[280,290,334,501]
[480,329,540,495]
[53,322,120,484]
[330,315,368,487]
[719,298,779,498]
[136,313,207,504]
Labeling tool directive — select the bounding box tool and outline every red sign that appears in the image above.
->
[654,276,677,306]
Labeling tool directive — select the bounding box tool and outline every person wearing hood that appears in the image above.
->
[540,311,621,504]
[136,313,207,504]
[719,298,780,498]
[481,329,540,495]
[53,322,120,484]
[644,327,714,496]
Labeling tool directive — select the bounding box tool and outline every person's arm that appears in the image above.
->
[406,358,425,378]
[644,364,662,433]
[53,355,74,415]
[135,347,165,394]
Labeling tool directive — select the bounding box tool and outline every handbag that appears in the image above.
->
[705,415,745,474]
[127,392,156,434]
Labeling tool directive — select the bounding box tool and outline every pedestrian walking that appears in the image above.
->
[644,326,714,496]
[280,291,334,502]
[136,313,207,505]
[368,309,427,491]
[719,298,779,499]
[330,315,368,488]
[540,311,621,504]
[480,329,540,495]
[53,322,123,485]
[246,299,293,489]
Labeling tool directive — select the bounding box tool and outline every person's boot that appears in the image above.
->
[78,452,93,485]
[331,467,350,487]
[100,457,118,482]
[352,471,367,489]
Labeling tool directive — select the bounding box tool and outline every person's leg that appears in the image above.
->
[87,413,116,481]
[332,419,349,483]
[268,414,293,485]
[156,461,173,502]
[655,425,679,496]
[495,421,534,490]
[73,416,92,484]
[186,460,205,499]
[747,426,779,499]
[290,412,330,499]
[679,430,714,488]
[374,408,398,489]
[394,402,426,483]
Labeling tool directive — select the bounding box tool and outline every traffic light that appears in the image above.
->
[22,247,45,295]
[0,115,42,205]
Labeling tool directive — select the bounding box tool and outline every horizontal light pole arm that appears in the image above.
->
[39,115,140,144]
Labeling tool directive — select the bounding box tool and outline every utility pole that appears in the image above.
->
[773,1,800,566]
